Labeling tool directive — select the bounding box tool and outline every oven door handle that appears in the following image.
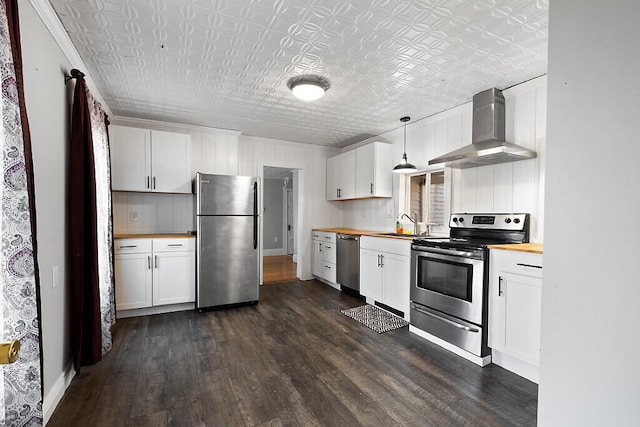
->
[413,305,480,333]
[411,245,483,259]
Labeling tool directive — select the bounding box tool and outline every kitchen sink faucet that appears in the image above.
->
[401,212,418,235]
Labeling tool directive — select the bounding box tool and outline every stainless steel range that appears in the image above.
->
[410,213,530,365]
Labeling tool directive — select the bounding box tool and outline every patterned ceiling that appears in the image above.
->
[49,0,548,147]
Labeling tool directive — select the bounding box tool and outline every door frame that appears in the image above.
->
[260,166,303,284]
[283,187,294,256]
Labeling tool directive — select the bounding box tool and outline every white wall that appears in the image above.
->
[21,0,74,420]
[538,1,640,425]
[340,76,547,242]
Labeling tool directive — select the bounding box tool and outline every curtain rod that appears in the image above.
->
[64,68,85,84]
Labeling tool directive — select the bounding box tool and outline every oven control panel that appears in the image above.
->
[450,213,528,230]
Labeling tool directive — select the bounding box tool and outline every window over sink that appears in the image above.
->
[403,170,448,235]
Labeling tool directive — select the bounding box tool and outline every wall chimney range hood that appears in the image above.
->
[428,88,537,169]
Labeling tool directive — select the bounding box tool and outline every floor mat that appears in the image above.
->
[341,304,409,334]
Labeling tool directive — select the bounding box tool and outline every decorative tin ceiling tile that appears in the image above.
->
[49,0,548,146]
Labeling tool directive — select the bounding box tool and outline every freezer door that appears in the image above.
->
[197,215,259,308]
[196,173,258,216]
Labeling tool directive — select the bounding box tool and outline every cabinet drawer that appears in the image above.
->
[360,236,410,256]
[312,231,336,244]
[491,250,543,278]
[321,242,336,263]
[115,239,151,254]
[153,238,195,252]
[322,262,337,283]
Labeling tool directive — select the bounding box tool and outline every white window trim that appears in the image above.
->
[401,168,451,236]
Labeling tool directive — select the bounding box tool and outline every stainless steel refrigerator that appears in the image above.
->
[194,173,259,309]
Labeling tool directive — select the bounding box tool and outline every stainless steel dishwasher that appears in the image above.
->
[337,233,360,292]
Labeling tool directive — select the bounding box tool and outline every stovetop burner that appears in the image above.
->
[413,213,531,249]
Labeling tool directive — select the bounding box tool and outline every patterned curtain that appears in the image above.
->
[0,0,44,425]
[69,77,115,371]
[88,89,115,357]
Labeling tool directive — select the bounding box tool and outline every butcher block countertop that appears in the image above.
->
[313,227,432,241]
[114,233,195,239]
[488,243,543,254]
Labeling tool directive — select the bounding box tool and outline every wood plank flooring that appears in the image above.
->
[47,280,537,426]
[263,255,297,284]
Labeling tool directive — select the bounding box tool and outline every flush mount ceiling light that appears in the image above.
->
[393,116,417,173]
[287,75,330,101]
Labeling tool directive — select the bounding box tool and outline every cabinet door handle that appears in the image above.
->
[147,256,151,270]
[319,243,322,252]
[154,255,158,269]
[119,245,137,249]
[370,182,373,194]
[516,263,543,269]
[146,176,150,189]
[380,254,384,267]
[152,176,156,190]
[167,244,183,247]
[413,305,480,333]
[498,276,504,296]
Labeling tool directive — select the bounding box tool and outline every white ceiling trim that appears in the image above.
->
[111,115,242,136]
[27,0,112,116]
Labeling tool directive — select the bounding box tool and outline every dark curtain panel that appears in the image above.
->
[69,78,102,371]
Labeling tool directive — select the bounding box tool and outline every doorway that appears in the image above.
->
[262,166,299,284]
[285,188,294,256]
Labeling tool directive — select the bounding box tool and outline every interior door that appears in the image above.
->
[286,189,294,255]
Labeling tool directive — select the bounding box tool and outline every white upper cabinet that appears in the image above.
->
[326,150,356,200]
[110,126,151,192]
[110,125,192,193]
[150,130,191,193]
[327,142,392,201]
[355,142,392,198]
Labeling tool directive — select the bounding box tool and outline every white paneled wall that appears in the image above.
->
[111,117,340,279]
[453,78,547,242]
[341,76,547,242]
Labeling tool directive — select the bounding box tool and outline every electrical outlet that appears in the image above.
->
[386,209,394,218]
[129,210,138,222]
[274,236,278,242]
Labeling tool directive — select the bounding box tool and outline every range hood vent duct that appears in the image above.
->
[428,88,537,169]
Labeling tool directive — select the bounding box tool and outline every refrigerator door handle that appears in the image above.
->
[253,181,258,250]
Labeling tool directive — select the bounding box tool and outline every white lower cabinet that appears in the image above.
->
[488,249,543,383]
[311,231,338,287]
[115,237,195,313]
[360,237,410,318]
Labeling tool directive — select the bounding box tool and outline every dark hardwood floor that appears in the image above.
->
[48,280,537,426]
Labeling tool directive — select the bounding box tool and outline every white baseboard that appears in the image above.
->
[491,350,539,383]
[263,248,285,256]
[409,325,492,367]
[117,302,195,318]
[313,275,340,290]
[43,361,76,424]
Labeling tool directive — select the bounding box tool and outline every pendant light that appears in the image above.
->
[393,116,417,173]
